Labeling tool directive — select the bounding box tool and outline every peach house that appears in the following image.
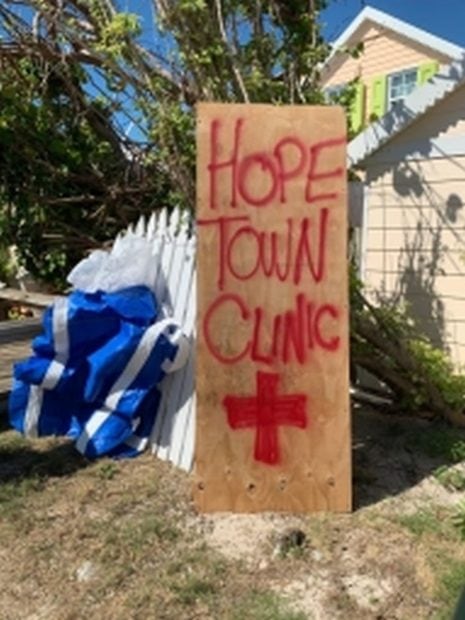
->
[321,7,464,133]
[349,52,465,367]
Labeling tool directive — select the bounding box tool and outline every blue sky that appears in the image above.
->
[11,1,465,49]
[321,0,465,46]
[128,1,465,54]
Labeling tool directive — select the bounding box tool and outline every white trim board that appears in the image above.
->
[326,6,464,69]
[348,57,465,167]
[366,134,465,166]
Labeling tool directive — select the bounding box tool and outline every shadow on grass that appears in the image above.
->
[352,405,465,510]
[0,433,89,485]
[0,399,10,432]
[2,396,465,513]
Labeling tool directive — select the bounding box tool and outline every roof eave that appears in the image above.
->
[347,56,465,168]
[323,6,465,75]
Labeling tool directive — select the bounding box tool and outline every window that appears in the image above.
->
[387,68,418,108]
[324,83,347,102]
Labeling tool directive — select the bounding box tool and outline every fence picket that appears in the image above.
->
[128,208,196,471]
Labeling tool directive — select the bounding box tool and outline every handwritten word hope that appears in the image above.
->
[208,118,345,210]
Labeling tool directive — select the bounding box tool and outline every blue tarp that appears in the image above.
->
[9,286,189,458]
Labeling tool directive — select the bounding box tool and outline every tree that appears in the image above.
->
[0,0,331,284]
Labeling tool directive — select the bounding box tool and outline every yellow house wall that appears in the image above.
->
[362,85,465,365]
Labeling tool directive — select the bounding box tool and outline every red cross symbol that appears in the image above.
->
[223,371,308,465]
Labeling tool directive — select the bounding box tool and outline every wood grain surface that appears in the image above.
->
[195,103,351,513]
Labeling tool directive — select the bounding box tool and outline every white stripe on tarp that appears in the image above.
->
[76,318,181,455]
[75,409,109,453]
[23,385,43,438]
[52,298,70,357]
[41,360,67,390]
[24,298,69,438]
[104,318,176,410]
[161,328,189,373]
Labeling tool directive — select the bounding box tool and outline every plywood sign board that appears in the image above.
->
[195,103,351,513]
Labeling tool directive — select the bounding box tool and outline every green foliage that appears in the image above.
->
[0,5,170,288]
[146,0,334,221]
[326,77,360,136]
[0,0,336,287]
[96,13,141,57]
[400,331,465,414]
[451,501,465,540]
[0,244,14,283]
[409,428,465,462]
[351,266,465,421]
[0,57,120,286]
[408,339,465,412]
[161,0,325,100]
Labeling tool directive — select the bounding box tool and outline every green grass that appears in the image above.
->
[0,475,45,516]
[170,575,217,605]
[397,509,445,538]
[434,559,465,620]
[451,501,465,540]
[101,514,181,561]
[230,591,308,620]
[396,506,463,545]
[0,431,88,479]
[94,461,119,480]
[0,430,89,516]
[434,465,465,491]
[0,431,30,452]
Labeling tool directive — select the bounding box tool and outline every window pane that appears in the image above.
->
[324,83,346,102]
[388,68,418,108]
[405,71,417,84]
[405,81,416,96]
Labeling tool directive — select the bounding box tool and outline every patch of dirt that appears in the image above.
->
[1,407,465,619]
[198,513,307,563]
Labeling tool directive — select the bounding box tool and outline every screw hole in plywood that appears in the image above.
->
[195,103,351,513]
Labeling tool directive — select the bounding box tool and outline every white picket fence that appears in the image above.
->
[121,208,196,472]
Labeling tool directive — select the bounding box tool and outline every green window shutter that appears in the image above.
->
[417,60,439,85]
[350,82,365,134]
[370,75,387,120]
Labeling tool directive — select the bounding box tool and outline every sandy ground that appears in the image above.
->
[1,406,465,619]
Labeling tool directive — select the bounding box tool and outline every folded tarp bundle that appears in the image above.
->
[9,285,189,458]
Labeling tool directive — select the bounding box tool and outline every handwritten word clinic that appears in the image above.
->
[200,117,345,368]
[207,118,345,210]
[203,292,340,367]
